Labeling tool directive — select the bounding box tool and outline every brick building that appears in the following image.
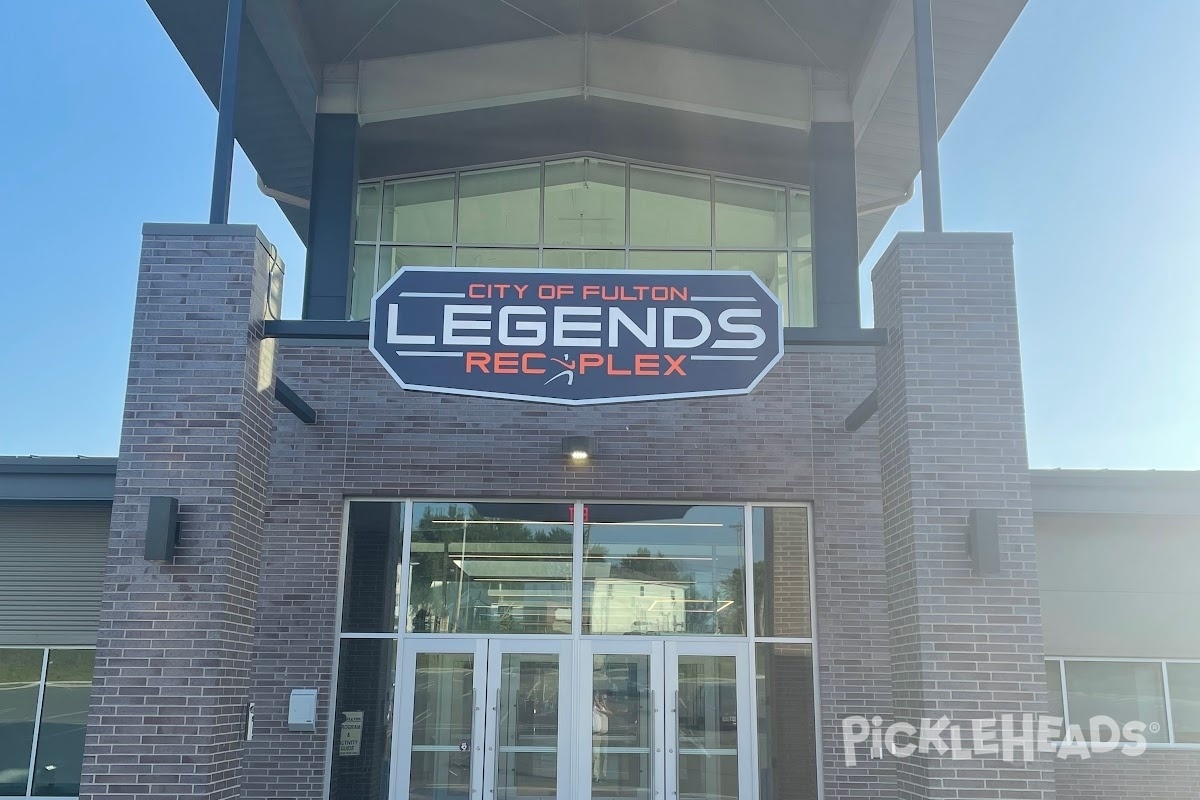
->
[2,2,1199,800]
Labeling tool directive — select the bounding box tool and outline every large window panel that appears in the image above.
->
[789,252,814,328]
[330,639,397,800]
[715,179,786,248]
[629,166,710,247]
[349,245,377,322]
[715,252,789,327]
[544,158,626,247]
[542,250,625,270]
[756,644,818,800]
[342,502,404,634]
[382,175,454,244]
[355,159,818,325]
[458,165,540,245]
[1168,663,1200,744]
[749,506,810,638]
[407,503,573,634]
[454,248,539,269]
[788,190,811,249]
[0,649,42,796]
[583,504,746,636]
[379,246,454,286]
[30,650,94,798]
[1064,660,1169,743]
[356,183,382,242]
[627,251,711,270]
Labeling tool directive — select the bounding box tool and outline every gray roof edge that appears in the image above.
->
[0,457,119,474]
[1030,469,1200,516]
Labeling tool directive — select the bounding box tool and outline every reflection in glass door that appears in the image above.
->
[582,642,663,800]
[667,644,752,800]
[395,640,487,800]
[581,642,752,800]
[484,642,571,800]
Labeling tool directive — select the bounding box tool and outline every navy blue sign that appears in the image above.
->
[369,267,783,405]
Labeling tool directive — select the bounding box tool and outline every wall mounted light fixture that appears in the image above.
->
[562,435,595,463]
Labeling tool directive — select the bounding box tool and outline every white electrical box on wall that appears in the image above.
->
[288,689,318,732]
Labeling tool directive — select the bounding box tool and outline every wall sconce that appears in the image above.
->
[562,435,595,463]
[144,496,180,563]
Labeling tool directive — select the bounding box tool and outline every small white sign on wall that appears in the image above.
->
[339,711,364,756]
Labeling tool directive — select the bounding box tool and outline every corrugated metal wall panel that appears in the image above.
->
[0,503,110,646]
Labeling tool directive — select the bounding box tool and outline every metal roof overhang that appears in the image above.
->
[147,0,1024,261]
[0,458,118,503]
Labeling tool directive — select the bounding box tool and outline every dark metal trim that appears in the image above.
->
[913,0,943,233]
[0,458,117,502]
[0,457,117,474]
[209,0,245,225]
[844,390,879,432]
[263,320,369,340]
[785,327,888,346]
[274,379,317,424]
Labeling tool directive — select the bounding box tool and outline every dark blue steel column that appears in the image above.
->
[209,0,244,225]
[301,114,359,320]
[809,122,861,330]
[913,0,943,232]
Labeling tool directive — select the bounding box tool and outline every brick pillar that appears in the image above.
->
[872,233,1055,799]
[80,224,281,800]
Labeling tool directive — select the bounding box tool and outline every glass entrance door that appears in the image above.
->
[581,642,752,800]
[395,639,487,800]
[395,640,571,800]
[666,643,752,800]
[580,642,663,800]
[483,641,572,800]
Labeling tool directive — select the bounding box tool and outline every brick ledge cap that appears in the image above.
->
[142,222,275,255]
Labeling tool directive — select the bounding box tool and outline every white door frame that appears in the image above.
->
[393,637,490,800]
[482,639,574,800]
[665,640,754,800]
[577,638,667,800]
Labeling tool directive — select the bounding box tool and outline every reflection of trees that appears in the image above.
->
[611,547,689,582]
[408,505,572,632]
[719,562,762,635]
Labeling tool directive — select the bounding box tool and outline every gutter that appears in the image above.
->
[257,175,310,209]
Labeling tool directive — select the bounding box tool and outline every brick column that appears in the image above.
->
[872,233,1055,799]
[80,224,281,800]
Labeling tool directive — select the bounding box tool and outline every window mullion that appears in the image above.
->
[1059,658,1071,736]
[25,647,50,796]
[743,505,755,636]
[1163,660,1177,744]
[571,501,584,637]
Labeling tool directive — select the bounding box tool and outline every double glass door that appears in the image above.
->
[393,640,752,800]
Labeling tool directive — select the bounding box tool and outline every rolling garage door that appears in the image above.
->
[0,504,109,645]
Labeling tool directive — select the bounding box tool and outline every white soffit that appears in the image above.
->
[354,34,814,130]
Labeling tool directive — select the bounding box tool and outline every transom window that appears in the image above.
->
[352,157,814,326]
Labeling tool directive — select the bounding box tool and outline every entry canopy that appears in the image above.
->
[147,0,1025,259]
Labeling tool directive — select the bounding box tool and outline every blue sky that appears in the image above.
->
[1,1,1197,469]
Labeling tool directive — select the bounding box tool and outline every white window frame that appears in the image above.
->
[323,499,821,800]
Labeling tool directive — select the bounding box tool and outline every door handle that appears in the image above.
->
[650,688,659,797]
